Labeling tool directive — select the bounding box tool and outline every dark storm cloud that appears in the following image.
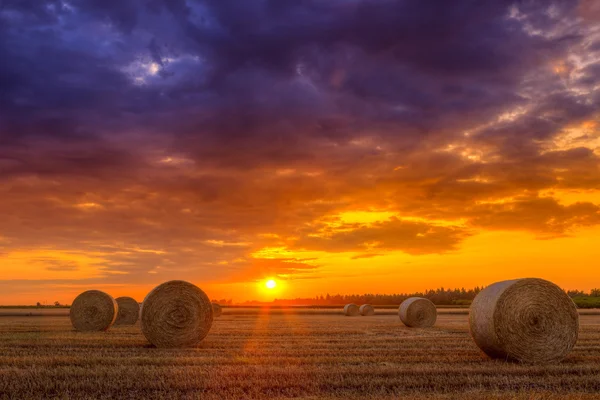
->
[194,0,534,76]
[169,0,544,153]
[0,0,599,287]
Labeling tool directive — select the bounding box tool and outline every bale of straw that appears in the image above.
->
[343,303,360,316]
[141,280,213,348]
[115,297,140,325]
[359,304,375,316]
[70,290,118,332]
[212,303,222,318]
[469,278,579,364]
[399,297,437,328]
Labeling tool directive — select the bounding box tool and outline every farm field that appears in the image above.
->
[1,310,600,399]
[0,307,474,318]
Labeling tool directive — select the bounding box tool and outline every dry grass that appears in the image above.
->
[1,310,600,399]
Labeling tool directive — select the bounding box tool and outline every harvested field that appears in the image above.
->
[0,309,599,399]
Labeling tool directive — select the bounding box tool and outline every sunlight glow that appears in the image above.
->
[266,279,277,289]
[338,211,396,224]
[148,62,160,75]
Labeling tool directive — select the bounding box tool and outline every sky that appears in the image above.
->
[0,0,599,305]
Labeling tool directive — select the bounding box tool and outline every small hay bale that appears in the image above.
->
[343,303,360,316]
[115,296,140,325]
[399,297,437,328]
[70,290,118,332]
[141,280,213,348]
[212,303,222,318]
[359,304,375,316]
[469,278,579,364]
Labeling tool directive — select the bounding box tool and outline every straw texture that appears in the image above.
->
[399,297,437,328]
[343,303,360,316]
[115,297,140,325]
[469,278,579,364]
[140,280,214,348]
[70,290,118,332]
[359,304,375,316]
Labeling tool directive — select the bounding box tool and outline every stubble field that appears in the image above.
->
[1,308,599,399]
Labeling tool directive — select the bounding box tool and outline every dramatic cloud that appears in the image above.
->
[294,218,471,255]
[0,0,598,299]
[468,196,600,238]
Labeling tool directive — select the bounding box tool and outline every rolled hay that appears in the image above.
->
[469,278,579,364]
[115,297,140,325]
[70,290,118,332]
[343,303,360,316]
[399,297,437,328]
[212,303,222,318]
[359,304,375,316]
[141,280,213,348]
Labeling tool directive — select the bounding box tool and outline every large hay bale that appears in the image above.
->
[469,278,579,364]
[115,296,140,325]
[359,304,375,316]
[343,303,359,316]
[70,290,118,332]
[141,280,213,348]
[399,297,437,328]
[212,303,222,318]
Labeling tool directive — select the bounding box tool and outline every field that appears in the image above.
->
[1,309,600,399]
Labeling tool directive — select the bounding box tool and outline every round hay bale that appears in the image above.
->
[70,290,118,332]
[343,303,359,316]
[359,304,375,316]
[399,297,437,328]
[115,297,140,325]
[141,280,213,348]
[212,303,222,318]
[469,278,579,364]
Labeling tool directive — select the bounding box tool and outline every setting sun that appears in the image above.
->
[265,279,277,289]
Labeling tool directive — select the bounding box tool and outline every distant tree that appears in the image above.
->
[590,288,600,297]
[54,301,61,307]
[36,302,41,307]
[567,289,587,298]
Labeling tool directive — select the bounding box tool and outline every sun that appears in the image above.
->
[265,279,277,289]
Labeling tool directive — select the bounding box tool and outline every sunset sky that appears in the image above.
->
[1,0,599,305]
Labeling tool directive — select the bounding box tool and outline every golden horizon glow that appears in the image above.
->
[2,201,600,305]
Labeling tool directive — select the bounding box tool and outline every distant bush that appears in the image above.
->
[572,297,600,309]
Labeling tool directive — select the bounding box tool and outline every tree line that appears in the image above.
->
[234,287,600,306]
[269,287,485,306]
